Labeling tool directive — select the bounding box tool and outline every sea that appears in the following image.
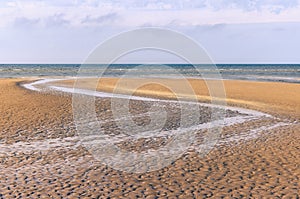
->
[0,64,299,83]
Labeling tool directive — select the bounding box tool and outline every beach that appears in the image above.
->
[0,77,299,198]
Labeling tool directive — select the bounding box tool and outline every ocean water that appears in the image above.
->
[0,64,299,83]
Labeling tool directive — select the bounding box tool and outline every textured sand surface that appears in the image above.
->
[56,77,300,118]
[0,78,299,198]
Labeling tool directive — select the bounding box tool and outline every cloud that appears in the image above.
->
[1,0,300,63]
[2,21,300,63]
[1,0,300,29]
[12,14,69,28]
[13,17,40,27]
[1,0,300,10]
[0,0,300,28]
[81,13,119,25]
[205,0,299,11]
[75,0,299,11]
[195,23,227,32]
[45,13,70,27]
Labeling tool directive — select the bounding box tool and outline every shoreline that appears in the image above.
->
[26,76,299,119]
[2,74,300,84]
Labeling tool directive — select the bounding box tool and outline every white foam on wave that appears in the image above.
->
[22,78,65,91]
[50,85,158,102]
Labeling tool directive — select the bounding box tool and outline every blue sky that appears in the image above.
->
[1,0,300,63]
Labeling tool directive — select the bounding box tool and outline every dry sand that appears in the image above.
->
[0,78,299,198]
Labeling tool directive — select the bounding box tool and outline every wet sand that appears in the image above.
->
[55,77,300,118]
[0,78,299,198]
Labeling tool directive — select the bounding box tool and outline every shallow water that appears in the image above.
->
[1,64,300,83]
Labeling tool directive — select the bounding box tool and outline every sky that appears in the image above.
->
[1,0,300,64]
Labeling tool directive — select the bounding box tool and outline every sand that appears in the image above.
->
[54,77,300,118]
[0,77,299,198]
